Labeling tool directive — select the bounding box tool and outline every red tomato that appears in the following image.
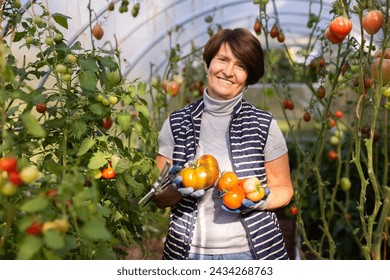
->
[180,154,220,190]
[303,112,311,122]
[102,117,113,129]
[166,81,180,97]
[329,16,352,39]
[241,177,266,202]
[92,24,104,40]
[218,171,238,192]
[335,110,343,119]
[328,150,338,161]
[282,98,294,110]
[0,157,18,173]
[222,186,245,210]
[26,221,43,235]
[253,18,261,35]
[8,171,24,186]
[270,24,279,38]
[101,166,116,179]
[362,10,383,35]
[290,206,298,216]
[46,188,58,197]
[317,85,326,99]
[36,102,47,113]
[325,27,344,44]
[371,57,390,85]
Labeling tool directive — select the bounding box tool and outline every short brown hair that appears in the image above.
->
[203,28,264,85]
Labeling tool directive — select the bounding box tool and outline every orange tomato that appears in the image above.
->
[101,166,116,179]
[218,171,238,192]
[222,186,245,210]
[180,154,219,190]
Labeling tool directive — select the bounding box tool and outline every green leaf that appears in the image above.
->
[69,119,87,139]
[134,102,149,118]
[79,71,97,90]
[137,82,147,96]
[78,58,99,72]
[22,113,46,138]
[81,218,111,241]
[16,235,43,260]
[116,112,131,132]
[113,157,130,173]
[44,230,65,249]
[52,13,70,29]
[93,243,117,260]
[128,85,136,98]
[89,103,104,116]
[77,138,96,156]
[20,196,49,213]
[88,151,109,169]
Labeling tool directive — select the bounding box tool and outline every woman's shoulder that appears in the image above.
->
[241,99,273,118]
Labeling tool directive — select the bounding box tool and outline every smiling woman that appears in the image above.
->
[153,27,294,260]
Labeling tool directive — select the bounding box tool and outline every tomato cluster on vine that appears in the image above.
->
[0,156,39,196]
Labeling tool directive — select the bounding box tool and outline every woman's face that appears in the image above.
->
[205,43,248,100]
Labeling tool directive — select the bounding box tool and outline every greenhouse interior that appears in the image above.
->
[0,0,389,261]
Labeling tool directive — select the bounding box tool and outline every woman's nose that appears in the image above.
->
[222,62,234,76]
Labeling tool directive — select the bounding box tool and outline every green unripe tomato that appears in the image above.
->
[66,54,77,64]
[54,33,63,43]
[25,36,34,45]
[108,95,118,105]
[340,177,352,192]
[329,135,340,146]
[44,37,54,46]
[1,182,17,196]
[55,64,67,74]
[101,98,110,106]
[95,94,104,102]
[61,74,72,82]
[383,87,390,97]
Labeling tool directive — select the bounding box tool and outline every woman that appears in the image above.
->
[153,28,293,260]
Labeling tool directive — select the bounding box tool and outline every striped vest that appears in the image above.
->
[162,98,289,260]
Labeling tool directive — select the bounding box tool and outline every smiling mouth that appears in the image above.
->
[217,77,233,84]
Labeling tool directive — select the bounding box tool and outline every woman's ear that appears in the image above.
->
[204,62,208,73]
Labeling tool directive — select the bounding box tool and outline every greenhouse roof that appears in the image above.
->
[13,0,387,82]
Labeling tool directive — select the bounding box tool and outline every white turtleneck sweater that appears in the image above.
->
[158,90,287,254]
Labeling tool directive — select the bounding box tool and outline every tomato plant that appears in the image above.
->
[0,1,156,260]
[180,154,220,190]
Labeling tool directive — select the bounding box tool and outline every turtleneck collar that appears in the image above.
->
[202,88,243,117]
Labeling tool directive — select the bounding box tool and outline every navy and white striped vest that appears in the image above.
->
[162,98,289,260]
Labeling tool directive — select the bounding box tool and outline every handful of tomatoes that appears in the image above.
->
[218,171,268,210]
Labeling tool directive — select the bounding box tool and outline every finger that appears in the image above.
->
[191,189,205,198]
[242,198,256,208]
[177,187,194,196]
[222,205,241,213]
[169,165,181,174]
[172,175,183,187]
